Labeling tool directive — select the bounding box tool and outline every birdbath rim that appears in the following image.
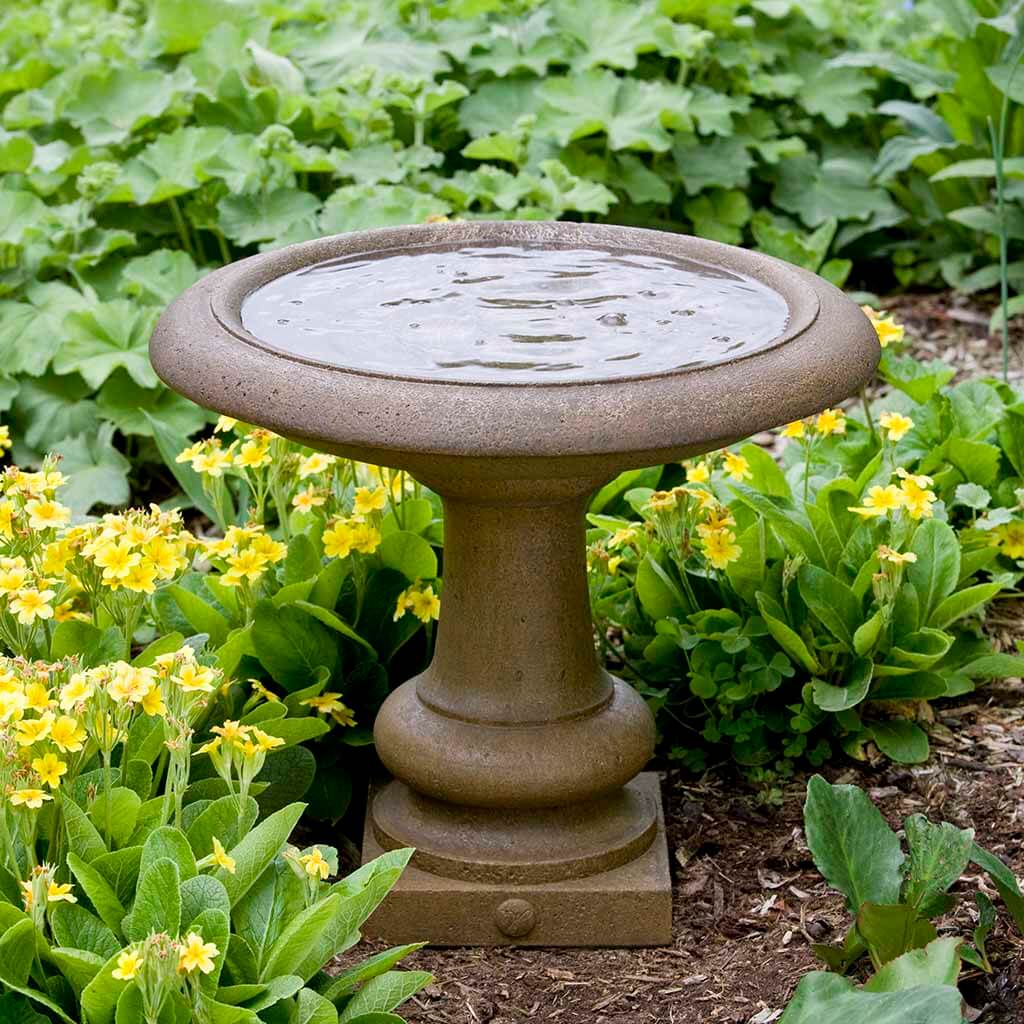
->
[150,221,880,473]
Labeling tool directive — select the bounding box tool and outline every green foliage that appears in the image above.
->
[589,343,1024,773]
[785,775,1023,1018]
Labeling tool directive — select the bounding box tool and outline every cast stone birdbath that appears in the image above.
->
[150,221,879,946]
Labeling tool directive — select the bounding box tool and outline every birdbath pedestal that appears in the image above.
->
[151,222,878,947]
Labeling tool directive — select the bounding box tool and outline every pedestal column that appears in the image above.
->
[364,476,672,946]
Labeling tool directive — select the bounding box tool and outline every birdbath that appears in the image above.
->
[151,222,878,947]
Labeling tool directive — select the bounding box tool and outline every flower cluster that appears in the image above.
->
[203,524,287,588]
[780,406,847,440]
[393,582,441,624]
[646,481,743,571]
[302,691,357,727]
[199,718,285,802]
[861,305,906,349]
[849,468,937,521]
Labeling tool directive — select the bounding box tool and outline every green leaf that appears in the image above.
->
[167,584,230,646]
[180,874,231,931]
[51,620,124,667]
[0,921,77,1023]
[61,794,108,864]
[140,826,197,882]
[928,583,1000,630]
[66,853,127,938]
[870,720,930,764]
[51,424,131,514]
[864,937,961,993]
[337,971,433,1022]
[636,554,686,620]
[49,947,104,999]
[319,185,448,235]
[97,374,206,439]
[672,134,753,195]
[293,601,377,657]
[906,520,961,623]
[259,892,344,983]
[293,988,339,1024]
[755,592,819,674]
[803,775,903,912]
[217,803,305,907]
[53,301,160,390]
[855,903,936,965]
[971,843,1024,931]
[87,787,141,850]
[903,815,974,917]
[124,857,181,942]
[811,658,872,712]
[142,411,220,523]
[186,795,259,861]
[218,188,320,247]
[319,943,427,1002]
[377,531,437,582]
[253,601,341,692]
[798,564,861,650]
[119,250,204,305]
[49,902,120,960]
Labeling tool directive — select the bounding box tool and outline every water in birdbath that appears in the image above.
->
[241,244,790,384]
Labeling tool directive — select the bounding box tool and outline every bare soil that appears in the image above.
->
[333,293,1024,1024]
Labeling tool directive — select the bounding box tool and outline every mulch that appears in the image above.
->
[331,293,1024,1023]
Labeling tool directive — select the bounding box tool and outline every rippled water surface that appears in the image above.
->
[241,245,790,383]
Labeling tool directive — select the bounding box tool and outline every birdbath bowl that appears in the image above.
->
[151,222,879,947]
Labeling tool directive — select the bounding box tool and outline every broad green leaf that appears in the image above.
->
[855,903,936,965]
[971,843,1024,931]
[319,185,448,235]
[903,815,974,916]
[0,920,76,1023]
[49,903,120,960]
[53,301,160,390]
[636,554,687,620]
[49,947,104,998]
[87,786,141,850]
[124,857,181,942]
[253,601,341,692]
[180,874,231,931]
[140,826,198,882]
[320,943,427,1002]
[186,795,259,860]
[294,601,376,656]
[811,658,872,712]
[51,424,131,515]
[928,582,1000,630]
[377,531,437,582]
[234,858,307,972]
[119,250,204,305]
[337,971,433,1022]
[803,775,903,912]
[864,937,961,993]
[218,188,320,247]
[870,720,930,764]
[168,584,230,646]
[798,564,861,649]
[141,411,219,523]
[778,971,961,1024]
[755,592,819,674]
[293,988,339,1024]
[906,520,960,622]
[66,853,127,938]
[61,793,107,864]
[97,374,207,439]
[217,803,305,907]
[260,892,344,983]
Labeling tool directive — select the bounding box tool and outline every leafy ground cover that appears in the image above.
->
[0,0,1020,503]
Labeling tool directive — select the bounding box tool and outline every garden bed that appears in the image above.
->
[355,677,1022,1024]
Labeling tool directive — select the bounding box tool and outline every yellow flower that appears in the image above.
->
[861,306,904,348]
[608,527,639,549]
[249,679,279,703]
[225,548,267,582]
[212,837,236,874]
[302,693,356,726]
[41,540,76,576]
[251,728,285,752]
[408,585,440,623]
[0,690,26,723]
[94,541,140,583]
[292,485,326,512]
[176,441,204,464]
[24,682,54,713]
[608,555,624,575]
[211,720,246,744]
[112,949,142,981]
[322,521,354,559]
[298,453,336,479]
[234,439,272,469]
[0,425,10,451]
[24,499,71,531]
[9,788,51,809]
[878,545,917,565]
[350,522,381,555]
[299,847,330,880]
[174,663,218,693]
[814,408,846,436]
[59,676,94,712]
[140,684,166,717]
[899,472,936,521]
[192,445,234,477]
[249,533,286,563]
[849,484,905,518]
[214,416,237,433]
[143,536,185,579]
[0,501,13,539]
[0,563,28,595]
[122,561,158,594]
[32,752,67,789]
[702,529,742,569]
[879,411,913,442]
[47,882,76,904]
[684,460,710,483]
[999,522,1024,559]
[178,932,220,974]
[50,715,87,753]
[646,490,678,511]
[107,665,154,704]
[9,587,55,624]
[722,452,751,482]
[353,486,387,515]
[781,420,806,439]
[14,714,52,746]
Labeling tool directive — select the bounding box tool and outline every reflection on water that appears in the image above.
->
[241,244,790,383]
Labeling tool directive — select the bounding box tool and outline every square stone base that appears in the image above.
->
[360,772,672,947]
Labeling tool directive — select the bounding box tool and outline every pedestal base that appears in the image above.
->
[360,773,672,947]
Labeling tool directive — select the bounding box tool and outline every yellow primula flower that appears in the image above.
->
[646,490,678,511]
[322,521,354,559]
[47,881,76,904]
[174,663,218,694]
[0,500,14,539]
[299,847,330,880]
[0,564,29,595]
[0,425,11,452]
[898,472,936,521]
[249,533,286,563]
[32,752,67,789]
[349,522,381,555]
[815,408,846,436]
[214,416,238,433]
[879,411,913,442]
[122,561,158,594]
[702,529,742,569]
[24,682,54,713]
[112,949,142,981]
[9,587,55,624]
[94,541,141,583]
[684,460,710,483]
[24,499,71,532]
[9,788,51,809]
[140,684,166,717]
[722,452,751,482]
[249,679,279,703]
[176,441,204,464]
[59,675,94,712]
[781,420,806,439]
[212,837,236,874]
[192,445,235,477]
[849,484,906,518]
[224,548,267,582]
[861,306,905,348]
[178,933,219,975]
[292,485,326,512]
[234,440,272,469]
[14,714,52,746]
[298,453,336,479]
[607,555,624,575]
[998,521,1024,559]
[50,715,87,753]
[353,486,387,515]
[878,545,917,565]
